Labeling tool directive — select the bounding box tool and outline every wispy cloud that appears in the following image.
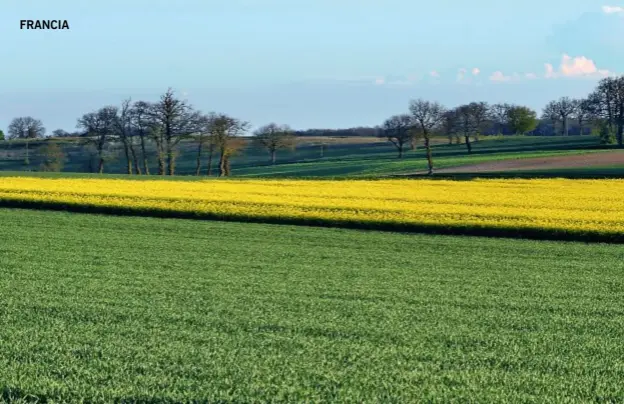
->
[602,5,624,14]
[489,71,512,82]
[329,53,614,88]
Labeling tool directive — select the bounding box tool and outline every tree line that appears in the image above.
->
[3,75,623,176]
[381,75,624,173]
[2,89,296,176]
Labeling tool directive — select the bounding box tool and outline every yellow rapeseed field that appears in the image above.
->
[0,177,623,239]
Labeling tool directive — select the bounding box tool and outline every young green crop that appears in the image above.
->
[0,208,623,402]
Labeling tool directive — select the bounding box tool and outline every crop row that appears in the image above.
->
[0,177,623,242]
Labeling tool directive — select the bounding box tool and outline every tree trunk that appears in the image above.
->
[579,120,584,136]
[464,136,472,153]
[219,152,226,177]
[424,134,434,175]
[271,149,276,164]
[164,124,174,175]
[195,142,203,176]
[206,144,214,176]
[224,155,231,176]
[129,142,141,175]
[167,147,175,176]
[98,158,104,174]
[157,154,165,175]
[398,145,403,158]
[563,118,569,136]
[153,137,165,175]
[122,140,132,175]
[139,134,150,175]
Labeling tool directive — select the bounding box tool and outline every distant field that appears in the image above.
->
[436,150,624,174]
[1,208,623,402]
[0,135,615,178]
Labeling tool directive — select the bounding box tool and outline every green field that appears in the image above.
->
[2,208,624,402]
[1,135,618,178]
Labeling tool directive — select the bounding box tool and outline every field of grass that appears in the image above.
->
[1,208,623,402]
[0,209,624,402]
[0,135,614,178]
[1,133,622,401]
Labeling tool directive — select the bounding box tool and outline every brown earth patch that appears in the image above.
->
[435,150,624,173]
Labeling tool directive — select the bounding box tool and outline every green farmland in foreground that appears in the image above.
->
[1,208,623,402]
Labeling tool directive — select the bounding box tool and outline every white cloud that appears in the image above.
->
[430,70,440,78]
[374,77,385,85]
[472,68,480,76]
[602,5,624,13]
[489,71,512,82]
[525,72,537,79]
[544,54,613,78]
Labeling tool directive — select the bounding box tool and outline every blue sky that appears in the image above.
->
[1,0,622,131]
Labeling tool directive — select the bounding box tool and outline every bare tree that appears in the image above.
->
[252,123,296,164]
[220,137,246,177]
[115,98,140,175]
[586,76,624,146]
[490,103,511,135]
[381,114,413,158]
[52,129,70,138]
[441,110,459,144]
[209,114,249,177]
[8,117,46,165]
[466,101,490,141]
[542,97,577,136]
[130,101,154,175]
[77,106,118,174]
[150,88,202,175]
[149,124,166,175]
[573,99,592,135]
[409,99,446,175]
[456,105,477,153]
[7,116,46,139]
[191,113,218,176]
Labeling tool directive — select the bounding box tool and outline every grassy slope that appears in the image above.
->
[1,208,623,402]
[233,135,612,178]
[0,135,616,179]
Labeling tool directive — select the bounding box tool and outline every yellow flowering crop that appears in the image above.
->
[0,177,623,241]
